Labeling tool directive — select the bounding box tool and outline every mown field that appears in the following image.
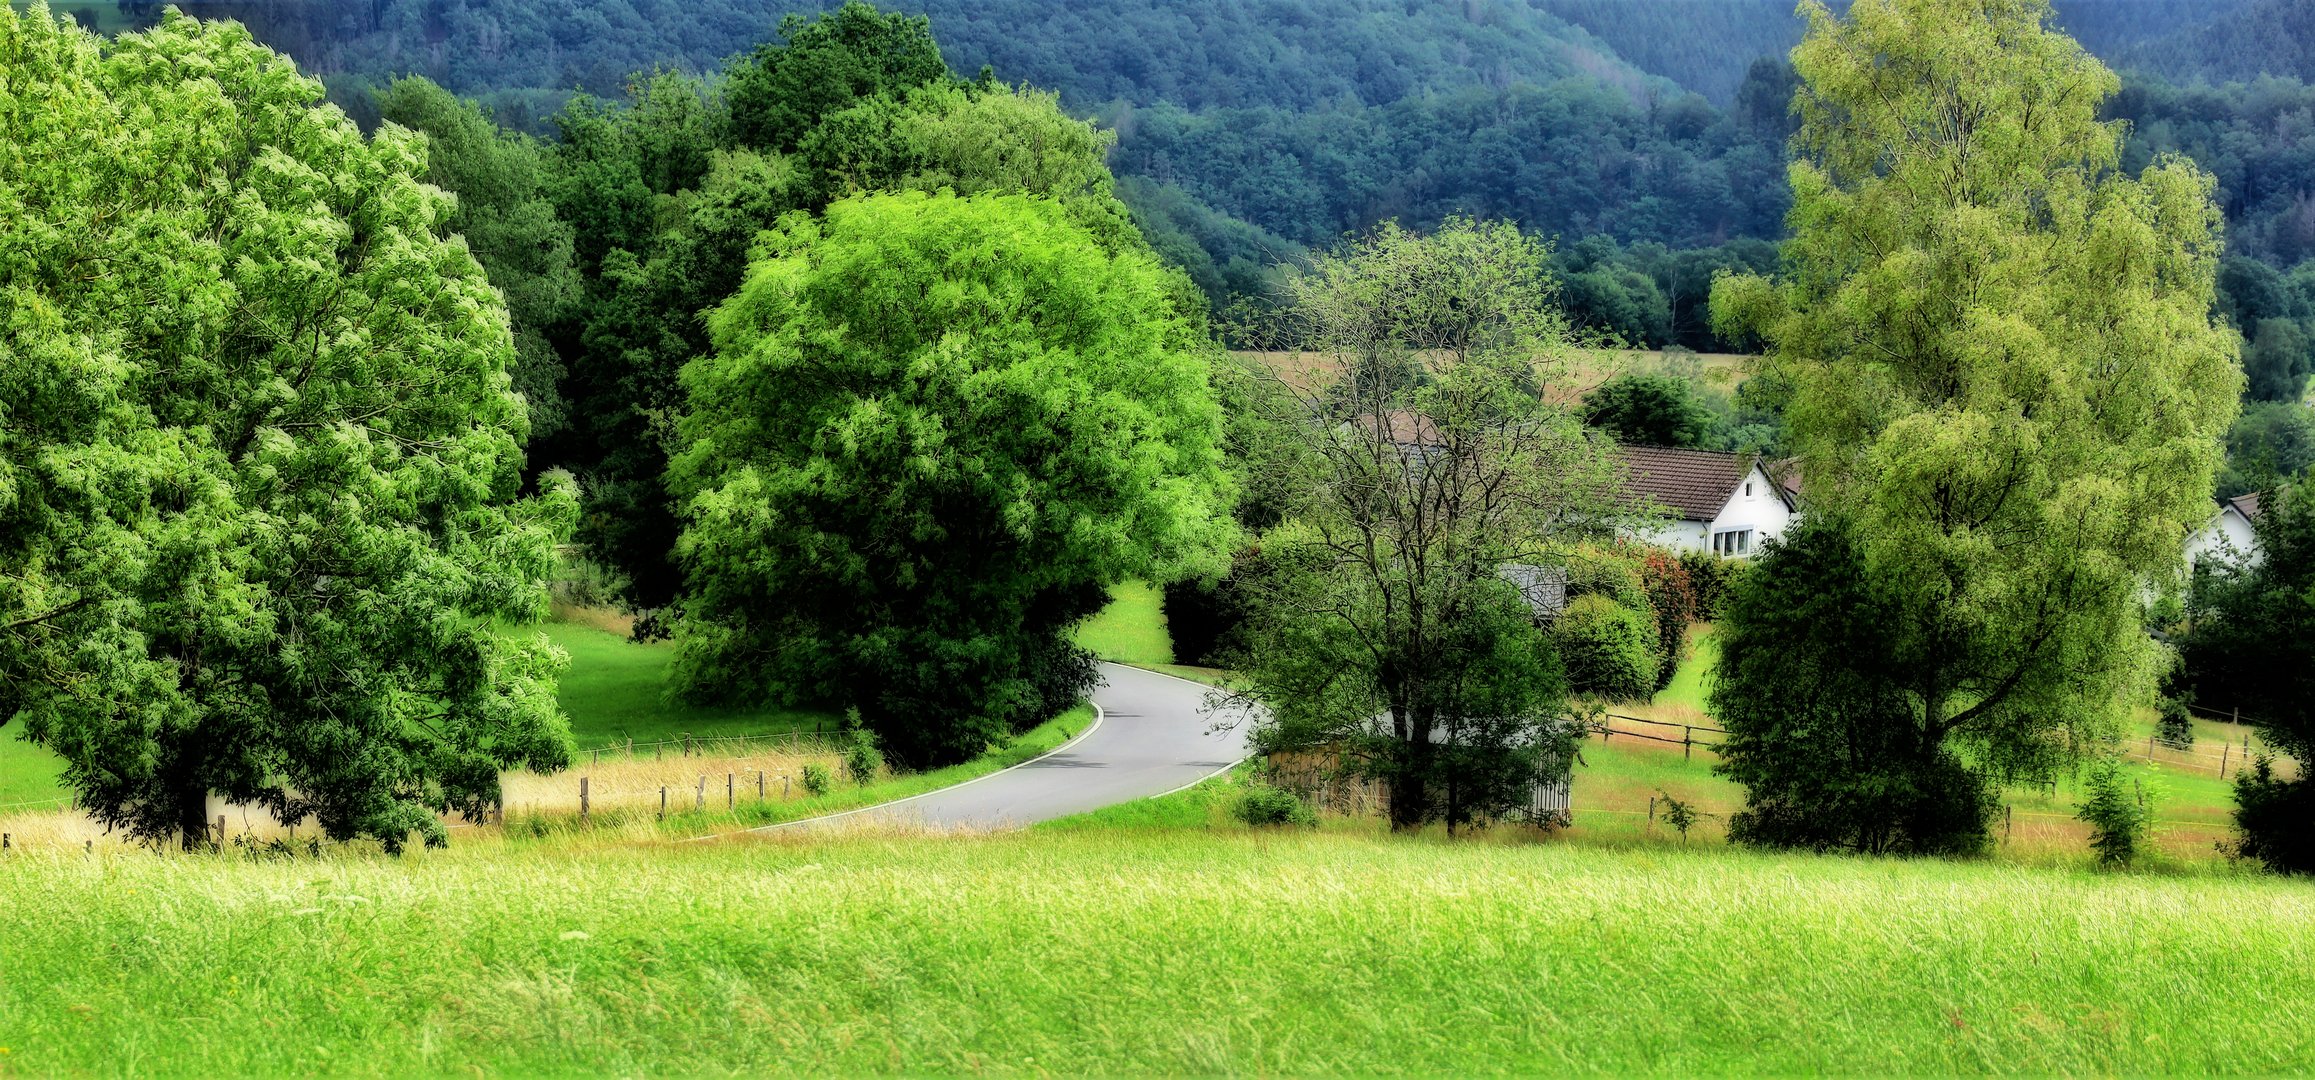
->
[3,825,2312,1075]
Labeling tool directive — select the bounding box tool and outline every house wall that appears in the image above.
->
[1703,464,1796,557]
[2186,507,2260,568]
[1636,518,1709,553]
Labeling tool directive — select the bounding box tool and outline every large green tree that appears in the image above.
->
[2172,482,2315,872]
[376,76,580,445]
[1227,218,1622,830]
[1709,0,2241,848]
[0,7,574,850]
[669,191,1231,767]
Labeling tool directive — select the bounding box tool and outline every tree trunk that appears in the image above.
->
[1390,724,1432,831]
[176,770,210,853]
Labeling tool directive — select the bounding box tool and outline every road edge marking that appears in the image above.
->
[1110,661,1257,800]
[678,699,1108,841]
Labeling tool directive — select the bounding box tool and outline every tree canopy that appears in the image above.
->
[0,5,573,850]
[1226,218,1620,829]
[1709,0,2241,847]
[669,191,1231,767]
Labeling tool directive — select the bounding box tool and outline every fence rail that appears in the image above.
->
[571,728,850,765]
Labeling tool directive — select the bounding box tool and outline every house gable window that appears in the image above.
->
[1712,528,1755,556]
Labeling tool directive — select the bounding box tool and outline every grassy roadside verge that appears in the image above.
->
[509,705,1096,840]
[5,828,2311,1074]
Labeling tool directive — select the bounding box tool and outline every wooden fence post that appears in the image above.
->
[2148,734,2156,759]
[659,786,667,820]
[1647,795,1656,837]
[684,733,692,758]
[3,833,10,850]
[2220,743,2230,779]
[695,775,706,811]
[783,775,791,799]
[580,776,590,822]
[216,815,227,848]
[727,773,734,811]
[1683,728,1692,761]
[758,772,765,801]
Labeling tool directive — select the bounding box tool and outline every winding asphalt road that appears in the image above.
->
[757,663,1250,832]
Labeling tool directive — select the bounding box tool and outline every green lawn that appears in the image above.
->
[1072,581,1174,666]
[0,734,68,813]
[5,826,2312,1074]
[535,622,839,749]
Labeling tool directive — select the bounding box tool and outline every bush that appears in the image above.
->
[1711,516,1997,856]
[2233,757,2315,874]
[800,763,832,797]
[1553,594,1659,702]
[2156,696,2195,751]
[843,725,884,786]
[1233,781,1317,827]
[1635,547,1697,692]
[1162,559,1257,668]
[2077,759,2154,868]
[1677,549,1745,619]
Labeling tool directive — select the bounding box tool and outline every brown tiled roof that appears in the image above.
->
[1617,445,1760,521]
[2228,492,2263,521]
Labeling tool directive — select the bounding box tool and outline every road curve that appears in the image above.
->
[761,663,1250,832]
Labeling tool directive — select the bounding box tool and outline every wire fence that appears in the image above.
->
[570,728,852,766]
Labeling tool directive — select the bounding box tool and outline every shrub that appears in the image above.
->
[1711,517,1997,856]
[1161,558,1258,668]
[800,763,832,797]
[2233,757,2315,874]
[843,725,884,786]
[1677,549,1745,619]
[2156,696,2195,751]
[1553,594,1659,702]
[2077,759,2154,868]
[1657,790,1699,843]
[1635,547,1697,691]
[1234,781,1317,827]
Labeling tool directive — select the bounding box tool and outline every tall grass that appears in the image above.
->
[3,828,2310,1074]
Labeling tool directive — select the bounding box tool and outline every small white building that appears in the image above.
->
[2185,492,2263,569]
[1617,445,1798,557]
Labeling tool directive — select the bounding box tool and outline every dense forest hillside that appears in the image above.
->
[28,0,2315,366]
[2114,0,2315,85]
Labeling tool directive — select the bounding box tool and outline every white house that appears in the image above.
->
[2185,492,2263,569]
[1616,445,1798,557]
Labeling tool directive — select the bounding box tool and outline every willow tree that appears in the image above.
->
[1709,0,2240,850]
[0,6,573,850]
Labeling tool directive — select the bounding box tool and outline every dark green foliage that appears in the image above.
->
[2217,401,2315,500]
[2076,760,2153,868]
[1584,374,1714,447]
[1709,519,1997,856]
[1233,781,1317,827]
[2175,483,2315,871]
[2157,696,2196,751]
[1161,569,1255,669]
[1677,549,1745,620]
[2232,756,2315,874]
[2245,318,2315,403]
[724,1,950,152]
[1553,595,1660,702]
[800,762,832,797]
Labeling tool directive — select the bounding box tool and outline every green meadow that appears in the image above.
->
[3,827,2311,1075]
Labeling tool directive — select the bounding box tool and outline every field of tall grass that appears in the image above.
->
[4,824,2311,1074]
